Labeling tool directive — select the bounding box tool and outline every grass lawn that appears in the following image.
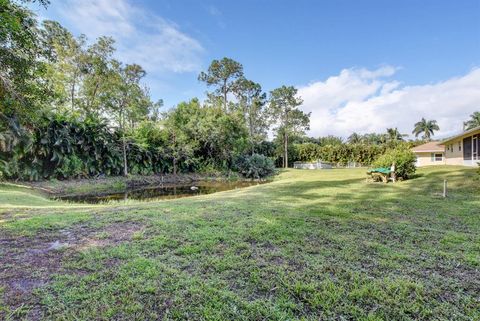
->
[1,166,479,320]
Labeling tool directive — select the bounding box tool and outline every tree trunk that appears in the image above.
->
[87,81,100,113]
[120,109,128,177]
[122,130,128,177]
[71,77,76,111]
[249,115,254,155]
[223,79,227,111]
[284,131,288,168]
[172,131,177,175]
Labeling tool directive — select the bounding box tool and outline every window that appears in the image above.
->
[434,153,443,161]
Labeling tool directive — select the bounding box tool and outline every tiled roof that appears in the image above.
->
[411,141,444,152]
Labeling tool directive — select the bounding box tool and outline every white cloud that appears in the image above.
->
[298,67,480,139]
[55,0,204,73]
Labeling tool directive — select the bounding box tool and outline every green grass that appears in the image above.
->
[0,166,479,320]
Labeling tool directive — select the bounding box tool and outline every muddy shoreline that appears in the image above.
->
[11,173,245,198]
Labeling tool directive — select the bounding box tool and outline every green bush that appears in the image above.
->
[294,143,386,166]
[1,113,171,180]
[54,154,85,179]
[0,160,5,180]
[373,147,417,179]
[235,154,276,179]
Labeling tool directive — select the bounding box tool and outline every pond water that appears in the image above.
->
[55,180,265,204]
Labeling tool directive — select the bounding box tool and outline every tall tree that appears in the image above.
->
[163,101,197,175]
[198,57,244,111]
[0,0,49,120]
[82,36,116,114]
[362,133,388,145]
[464,111,480,131]
[40,20,87,111]
[233,78,268,154]
[268,85,310,168]
[149,99,164,122]
[318,135,343,146]
[386,127,406,142]
[348,132,362,144]
[412,118,440,141]
[60,34,87,111]
[103,62,148,176]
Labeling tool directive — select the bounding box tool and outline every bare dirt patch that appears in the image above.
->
[0,221,145,320]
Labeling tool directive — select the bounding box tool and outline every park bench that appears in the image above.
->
[366,167,395,183]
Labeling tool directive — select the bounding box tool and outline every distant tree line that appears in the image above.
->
[0,0,478,180]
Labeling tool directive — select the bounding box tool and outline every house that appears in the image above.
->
[441,126,480,166]
[412,126,480,167]
[412,141,445,167]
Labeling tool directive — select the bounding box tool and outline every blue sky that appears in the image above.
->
[30,0,480,138]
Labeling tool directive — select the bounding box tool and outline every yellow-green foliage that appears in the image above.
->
[373,147,417,179]
[294,142,387,165]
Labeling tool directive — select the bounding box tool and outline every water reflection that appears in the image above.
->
[56,180,265,204]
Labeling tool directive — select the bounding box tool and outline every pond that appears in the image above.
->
[55,180,266,204]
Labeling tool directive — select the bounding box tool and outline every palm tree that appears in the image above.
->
[363,132,386,145]
[347,132,362,144]
[464,111,480,131]
[386,127,407,142]
[412,118,440,141]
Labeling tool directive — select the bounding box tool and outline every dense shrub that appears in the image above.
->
[235,154,276,179]
[1,110,249,180]
[0,161,5,180]
[294,143,386,166]
[1,114,171,180]
[373,147,417,179]
[54,154,85,179]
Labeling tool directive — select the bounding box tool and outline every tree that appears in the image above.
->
[40,20,88,112]
[149,99,164,122]
[233,78,268,154]
[39,20,71,59]
[82,36,116,114]
[163,103,195,175]
[348,132,362,144]
[103,62,148,176]
[464,111,480,131]
[318,135,343,146]
[162,98,248,173]
[412,118,440,140]
[268,85,310,168]
[0,0,50,121]
[386,127,406,142]
[60,35,87,111]
[198,57,244,111]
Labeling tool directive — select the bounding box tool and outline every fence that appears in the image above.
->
[293,160,333,169]
[293,160,366,169]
